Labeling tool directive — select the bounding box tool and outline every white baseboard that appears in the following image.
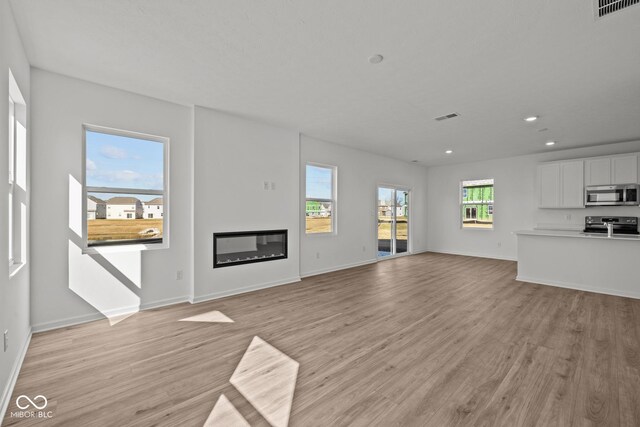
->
[411,249,430,255]
[1,328,32,422]
[428,249,517,262]
[301,259,377,278]
[192,276,301,304]
[140,295,190,310]
[516,275,640,300]
[32,296,190,333]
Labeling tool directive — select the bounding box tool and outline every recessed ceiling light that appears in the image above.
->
[368,54,384,64]
[524,116,538,122]
[445,150,453,154]
[545,141,556,146]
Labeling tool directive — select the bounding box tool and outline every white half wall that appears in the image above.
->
[0,0,31,419]
[300,135,429,277]
[427,140,640,260]
[193,107,300,301]
[30,69,194,330]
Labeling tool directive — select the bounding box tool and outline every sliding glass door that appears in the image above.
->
[377,187,409,258]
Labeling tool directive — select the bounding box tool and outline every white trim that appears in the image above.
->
[8,262,26,278]
[31,296,190,333]
[516,275,640,300]
[304,162,337,235]
[411,249,430,255]
[377,251,411,261]
[0,328,32,422]
[32,306,138,333]
[428,249,517,262]
[82,123,170,253]
[140,295,190,310]
[192,277,301,304]
[301,258,377,278]
[375,184,412,258]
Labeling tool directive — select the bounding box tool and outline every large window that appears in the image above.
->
[305,163,336,234]
[84,125,168,248]
[461,179,494,229]
[8,70,27,275]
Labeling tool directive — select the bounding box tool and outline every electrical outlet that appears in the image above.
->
[362,245,366,252]
[176,270,184,280]
[316,252,320,259]
[565,214,572,221]
[497,242,502,247]
[4,330,8,352]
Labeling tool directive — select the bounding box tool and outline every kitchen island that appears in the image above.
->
[515,229,640,299]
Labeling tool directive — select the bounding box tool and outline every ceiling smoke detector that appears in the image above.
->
[434,113,460,121]
[368,54,384,64]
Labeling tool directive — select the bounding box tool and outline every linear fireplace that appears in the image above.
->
[213,229,288,268]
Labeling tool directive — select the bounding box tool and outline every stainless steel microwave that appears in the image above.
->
[585,184,640,206]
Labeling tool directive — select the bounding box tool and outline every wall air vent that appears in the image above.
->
[595,0,639,18]
[434,112,460,121]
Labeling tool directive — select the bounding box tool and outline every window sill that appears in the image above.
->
[305,232,337,237]
[82,241,169,255]
[9,262,26,278]
[461,227,494,231]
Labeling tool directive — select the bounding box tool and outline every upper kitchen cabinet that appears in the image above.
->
[537,160,584,208]
[611,155,638,184]
[585,154,638,185]
[538,163,560,208]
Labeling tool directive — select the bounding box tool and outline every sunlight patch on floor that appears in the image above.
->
[230,336,299,427]
[179,310,234,323]
[203,394,249,427]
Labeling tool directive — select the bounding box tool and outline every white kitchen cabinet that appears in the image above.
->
[611,155,638,184]
[537,163,560,208]
[560,161,585,208]
[585,158,611,186]
[537,161,584,208]
[585,154,638,185]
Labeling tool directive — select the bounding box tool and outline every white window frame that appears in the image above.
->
[82,124,170,253]
[8,69,27,277]
[305,162,337,235]
[460,178,495,231]
[8,96,15,269]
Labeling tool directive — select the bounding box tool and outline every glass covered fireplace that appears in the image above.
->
[213,230,288,268]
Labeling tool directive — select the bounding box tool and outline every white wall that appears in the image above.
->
[30,69,194,330]
[427,140,640,260]
[193,106,300,301]
[0,0,31,418]
[300,135,429,277]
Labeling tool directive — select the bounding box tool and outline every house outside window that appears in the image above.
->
[461,179,494,229]
[305,163,336,234]
[84,125,168,249]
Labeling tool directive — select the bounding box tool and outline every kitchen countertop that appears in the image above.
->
[515,229,640,241]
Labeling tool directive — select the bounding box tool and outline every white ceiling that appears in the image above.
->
[9,0,640,165]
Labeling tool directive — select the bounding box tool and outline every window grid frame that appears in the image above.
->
[460,179,495,230]
[305,163,337,235]
[82,124,170,252]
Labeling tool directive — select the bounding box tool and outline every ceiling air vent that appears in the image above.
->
[434,112,460,121]
[595,0,639,18]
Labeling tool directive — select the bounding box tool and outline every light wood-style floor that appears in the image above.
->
[4,252,640,426]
